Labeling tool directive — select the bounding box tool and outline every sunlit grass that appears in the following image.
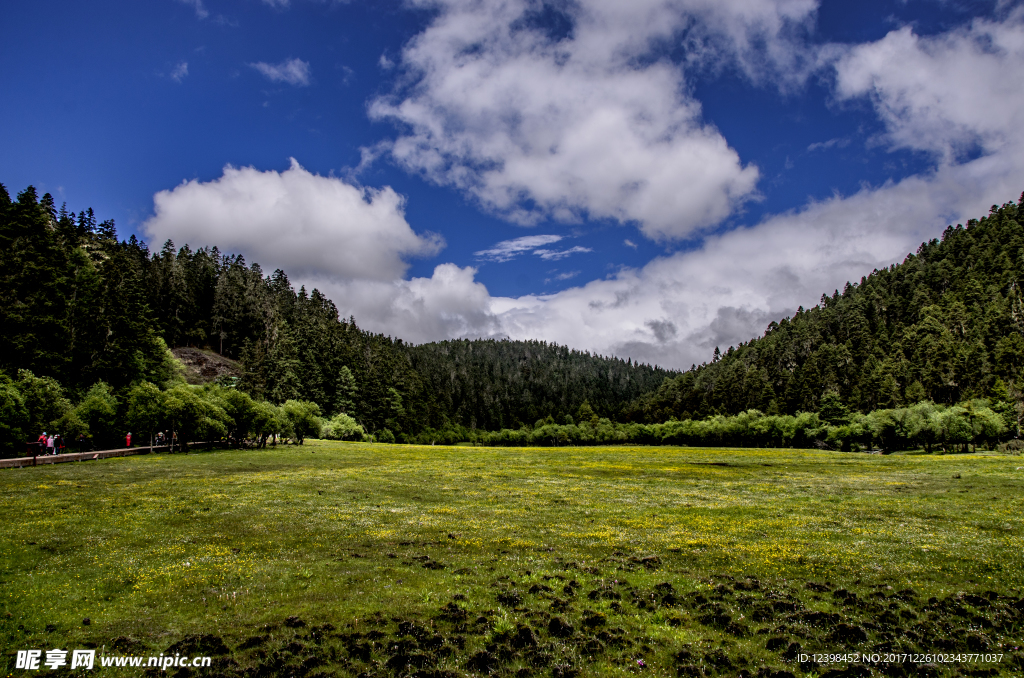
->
[1,442,1021,676]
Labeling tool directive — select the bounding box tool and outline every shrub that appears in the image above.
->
[321,412,365,441]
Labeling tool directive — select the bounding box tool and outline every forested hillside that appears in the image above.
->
[402,340,670,431]
[0,182,667,451]
[623,196,1024,423]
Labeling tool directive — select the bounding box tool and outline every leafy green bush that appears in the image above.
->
[0,373,29,456]
[321,412,364,441]
[282,399,322,445]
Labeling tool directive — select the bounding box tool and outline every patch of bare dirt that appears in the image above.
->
[171,347,241,384]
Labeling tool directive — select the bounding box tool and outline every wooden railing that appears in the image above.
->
[0,444,208,469]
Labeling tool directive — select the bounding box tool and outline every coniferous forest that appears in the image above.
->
[2,181,1023,455]
[0,183,670,454]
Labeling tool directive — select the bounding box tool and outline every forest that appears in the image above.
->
[0,183,669,454]
[1,181,1022,455]
[622,196,1024,423]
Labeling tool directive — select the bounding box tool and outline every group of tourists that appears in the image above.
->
[26,430,180,458]
[124,431,176,448]
[33,432,89,456]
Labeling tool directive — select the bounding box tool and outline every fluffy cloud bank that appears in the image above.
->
[367,0,824,239]
[834,10,1024,164]
[313,166,1007,370]
[143,160,442,282]
[342,10,1024,368]
[145,9,1024,370]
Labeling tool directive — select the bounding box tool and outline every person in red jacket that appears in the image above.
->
[126,432,132,448]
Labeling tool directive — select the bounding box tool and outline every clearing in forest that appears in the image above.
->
[1,443,1021,676]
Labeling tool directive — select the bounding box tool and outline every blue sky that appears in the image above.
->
[2,0,1022,368]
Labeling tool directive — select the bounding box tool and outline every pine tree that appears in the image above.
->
[334,366,358,415]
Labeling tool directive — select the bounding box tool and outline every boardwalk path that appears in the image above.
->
[0,445,178,469]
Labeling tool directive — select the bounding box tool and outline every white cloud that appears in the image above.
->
[533,246,592,261]
[310,264,501,343]
[144,10,1024,371]
[321,160,1013,368]
[488,167,1015,368]
[339,10,1024,368]
[367,0,823,240]
[250,57,311,86]
[262,0,290,7]
[143,159,442,282]
[178,0,208,19]
[806,137,848,152]
[171,61,189,83]
[543,270,580,284]
[474,234,563,262]
[624,239,638,249]
[322,8,1024,367]
[833,11,1024,163]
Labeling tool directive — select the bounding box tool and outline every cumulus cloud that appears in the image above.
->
[309,264,502,343]
[323,11,1024,367]
[491,168,1014,368]
[367,0,826,240]
[143,10,1024,370]
[250,57,311,86]
[327,161,1010,367]
[834,12,1024,164]
[143,159,443,282]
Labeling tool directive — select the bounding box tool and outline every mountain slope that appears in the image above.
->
[403,339,672,431]
[623,195,1024,422]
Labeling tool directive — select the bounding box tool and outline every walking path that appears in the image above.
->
[0,445,175,469]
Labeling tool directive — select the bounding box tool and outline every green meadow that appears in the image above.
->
[1,443,1022,677]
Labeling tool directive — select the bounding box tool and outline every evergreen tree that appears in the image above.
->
[334,366,358,415]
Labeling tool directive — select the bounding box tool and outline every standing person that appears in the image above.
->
[46,434,54,455]
[37,432,46,456]
[126,432,132,448]
[54,434,62,455]
[77,433,87,453]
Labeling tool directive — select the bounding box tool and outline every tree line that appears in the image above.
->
[0,369,328,454]
[3,180,1023,456]
[467,396,1013,454]
[0,182,668,455]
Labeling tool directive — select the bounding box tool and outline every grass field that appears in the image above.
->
[1,442,1022,678]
